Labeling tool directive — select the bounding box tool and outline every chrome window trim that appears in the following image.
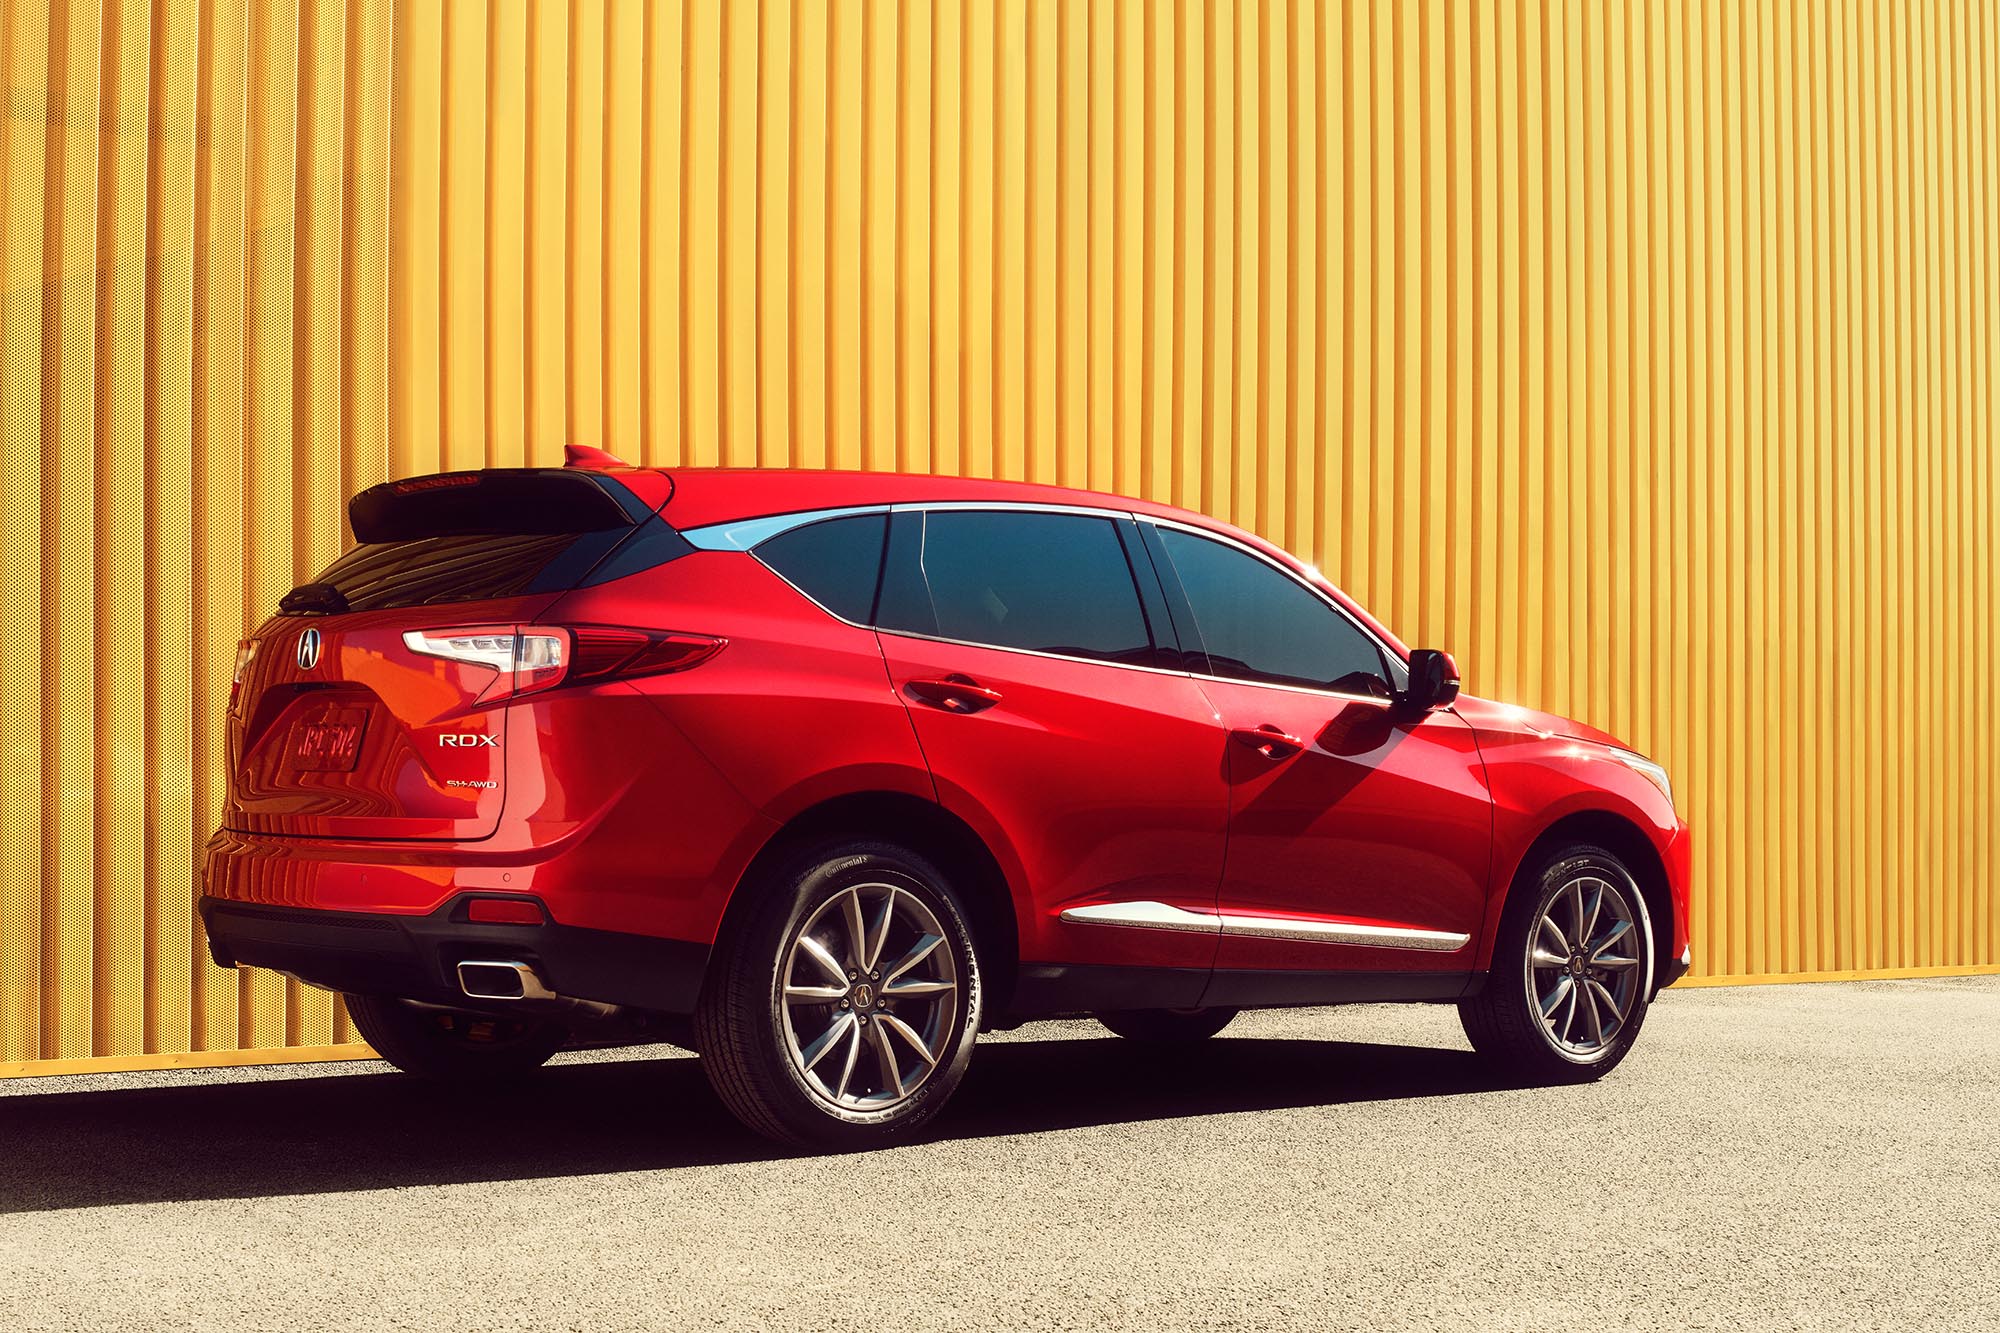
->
[889,504,1173,673]
[720,507,895,627]
[871,622,1395,705]
[681,498,1138,551]
[1184,670,1397,707]
[873,625,1199,680]
[689,497,1410,706]
[1060,900,1471,953]
[889,498,1139,522]
[720,503,1194,680]
[681,504,890,551]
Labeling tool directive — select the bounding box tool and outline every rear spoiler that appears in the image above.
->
[348,467,669,543]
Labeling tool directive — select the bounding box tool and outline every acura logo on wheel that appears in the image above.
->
[296,627,322,670]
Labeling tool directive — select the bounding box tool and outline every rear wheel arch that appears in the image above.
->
[1497,810,1676,993]
[717,791,1023,1013]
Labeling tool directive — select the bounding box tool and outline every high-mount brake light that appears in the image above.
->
[403,625,724,703]
[230,639,258,711]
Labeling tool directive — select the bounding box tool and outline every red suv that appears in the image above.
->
[203,451,1691,1147]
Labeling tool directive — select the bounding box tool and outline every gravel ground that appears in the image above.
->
[2,976,1995,1332]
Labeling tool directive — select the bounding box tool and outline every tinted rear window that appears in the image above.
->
[306,530,634,612]
[877,510,1155,665]
[755,514,887,622]
[309,469,687,612]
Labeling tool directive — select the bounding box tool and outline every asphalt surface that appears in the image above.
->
[2,976,1995,1331]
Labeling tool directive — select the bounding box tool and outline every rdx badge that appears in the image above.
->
[437,734,498,748]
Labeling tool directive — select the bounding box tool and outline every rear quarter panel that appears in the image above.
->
[548,551,938,940]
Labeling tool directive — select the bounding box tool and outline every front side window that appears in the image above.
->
[1156,527,1390,696]
[876,510,1155,666]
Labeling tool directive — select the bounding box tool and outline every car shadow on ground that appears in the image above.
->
[0,1034,1525,1214]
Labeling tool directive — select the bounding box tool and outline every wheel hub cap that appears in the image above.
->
[1526,873,1645,1058]
[778,881,960,1112]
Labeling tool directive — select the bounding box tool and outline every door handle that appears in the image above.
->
[1231,724,1306,759]
[905,674,1003,715]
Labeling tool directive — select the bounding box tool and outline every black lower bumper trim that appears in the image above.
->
[1655,953,1692,992]
[1006,963,1471,1017]
[199,896,708,1015]
[1200,968,1472,1008]
[1008,964,1211,1016]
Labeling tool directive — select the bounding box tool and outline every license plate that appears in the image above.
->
[291,708,369,772]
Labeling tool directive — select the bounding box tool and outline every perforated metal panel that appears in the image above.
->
[2,0,1997,1075]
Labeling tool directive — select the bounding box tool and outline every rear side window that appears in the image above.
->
[755,513,888,623]
[877,510,1155,666]
[1156,527,1391,695]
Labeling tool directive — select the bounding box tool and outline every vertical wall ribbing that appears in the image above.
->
[3,0,1997,1073]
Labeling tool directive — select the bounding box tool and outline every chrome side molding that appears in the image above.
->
[1058,901,1220,934]
[1059,901,1471,953]
[1213,915,1471,951]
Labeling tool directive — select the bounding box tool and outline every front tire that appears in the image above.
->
[1096,1007,1238,1044]
[1458,844,1654,1082]
[344,993,567,1082]
[696,840,983,1149]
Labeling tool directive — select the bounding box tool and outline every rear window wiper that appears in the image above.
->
[279,581,350,616]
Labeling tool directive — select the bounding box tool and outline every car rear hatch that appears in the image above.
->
[224,467,676,841]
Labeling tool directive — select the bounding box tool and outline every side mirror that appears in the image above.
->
[1397,649,1461,715]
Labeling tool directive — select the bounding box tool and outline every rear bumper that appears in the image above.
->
[1655,942,1693,993]
[199,804,757,1011]
[199,894,708,1015]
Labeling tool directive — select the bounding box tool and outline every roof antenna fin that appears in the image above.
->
[564,444,631,470]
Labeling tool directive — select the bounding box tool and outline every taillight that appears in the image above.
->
[568,627,727,681]
[403,625,723,704]
[402,627,566,704]
[230,639,258,711]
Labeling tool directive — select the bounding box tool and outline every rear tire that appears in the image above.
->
[1458,844,1654,1083]
[344,993,567,1082]
[696,840,983,1149]
[1096,1006,1238,1044]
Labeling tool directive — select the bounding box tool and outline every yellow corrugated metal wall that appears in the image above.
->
[2,0,1997,1075]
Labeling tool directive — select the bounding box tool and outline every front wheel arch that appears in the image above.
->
[1493,810,1677,998]
[1461,843,1654,1079]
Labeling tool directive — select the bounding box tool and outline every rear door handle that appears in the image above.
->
[905,674,1003,715]
[1231,724,1306,759]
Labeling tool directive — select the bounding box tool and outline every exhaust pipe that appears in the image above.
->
[455,959,617,1019]
[456,959,555,1002]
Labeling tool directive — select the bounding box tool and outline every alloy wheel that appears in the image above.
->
[1524,873,1645,1058]
[777,881,961,1112]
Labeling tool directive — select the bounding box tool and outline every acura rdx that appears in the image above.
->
[202,448,1690,1147]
